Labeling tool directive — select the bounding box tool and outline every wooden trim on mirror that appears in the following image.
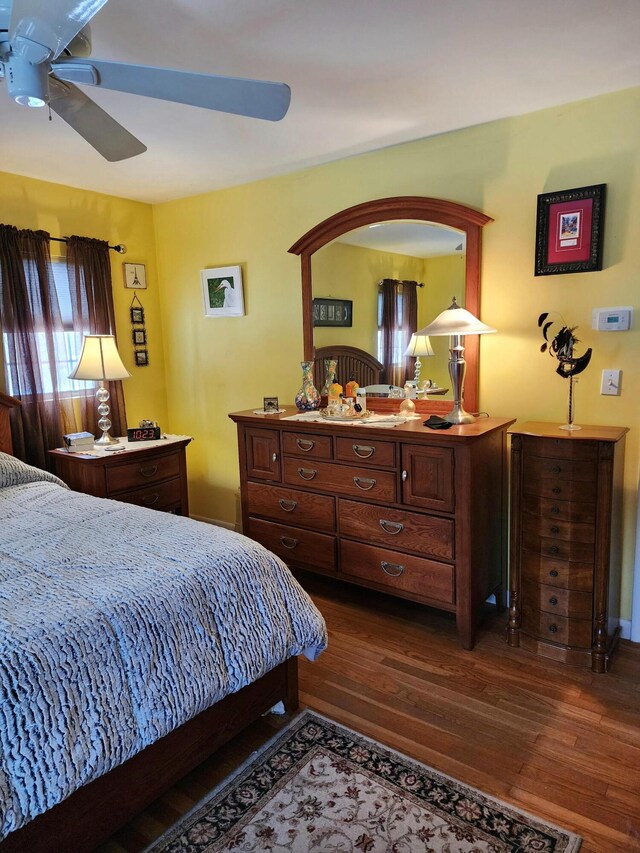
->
[289,197,493,416]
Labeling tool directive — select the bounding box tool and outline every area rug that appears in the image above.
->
[146,710,581,852]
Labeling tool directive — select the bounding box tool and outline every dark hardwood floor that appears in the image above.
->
[98,574,640,853]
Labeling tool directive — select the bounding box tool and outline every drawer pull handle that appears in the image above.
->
[550,526,560,534]
[279,536,299,550]
[551,506,560,515]
[278,499,298,512]
[549,596,558,606]
[296,439,315,452]
[381,560,404,577]
[298,467,317,480]
[139,465,158,478]
[549,569,559,578]
[548,623,558,634]
[549,545,560,555]
[379,519,403,535]
[354,477,376,491]
[552,487,561,495]
[552,465,562,474]
[272,452,278,462]
[142,492,160,505]
[353,444,374,459]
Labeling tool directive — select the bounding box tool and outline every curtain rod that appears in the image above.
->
[50,237,127,254]
[378,279,424,287]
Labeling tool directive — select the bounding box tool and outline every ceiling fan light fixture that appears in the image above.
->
[7,53,48,107]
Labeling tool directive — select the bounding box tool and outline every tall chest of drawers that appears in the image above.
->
[507,422,627,672]
[230,408,514,650]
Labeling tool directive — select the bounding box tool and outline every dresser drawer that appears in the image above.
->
[246,482,335,532]
[335,437,395,467]
[521,605,593,648]
[340,540,454,605]
[521,513,595,544]
[116,477,182,511]
[106,451,180,492]
[521,436,598,462]
[522,532,594,563]
[523,580,593,620]
[283,458,396,502]
[522,494,596,525]
[338,498,454,561]
[282,431,333,460]
[247,518,336,572]
[520,551,593,591]
[523,477,597,503]
[524,455,597,483]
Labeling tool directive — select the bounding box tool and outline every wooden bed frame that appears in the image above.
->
[0,392,299,853]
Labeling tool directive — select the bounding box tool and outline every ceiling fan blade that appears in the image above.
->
[10,0,107,61]
[49,78,147,162]
[51,57,291,121]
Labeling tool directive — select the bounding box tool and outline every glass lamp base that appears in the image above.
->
[559,423,582,431]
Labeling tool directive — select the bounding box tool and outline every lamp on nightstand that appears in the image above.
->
[404,333,435,388]
[417,297,496,424]
[69,335,130,445]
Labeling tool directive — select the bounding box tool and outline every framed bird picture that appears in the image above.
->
[200,265,245,317]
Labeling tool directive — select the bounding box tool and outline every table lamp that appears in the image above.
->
[404,333,435,388]
[69,334,130,445]
[417,297,496,424]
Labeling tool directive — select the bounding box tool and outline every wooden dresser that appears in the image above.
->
[230,408,515,649]
[507,422,627,672]
[50,436,191,515]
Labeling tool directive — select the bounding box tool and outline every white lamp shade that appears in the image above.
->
[69,335,130,381]
[417,298,496,337]
[404,333,435,358]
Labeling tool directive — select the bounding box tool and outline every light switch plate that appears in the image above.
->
[601,369,621,395]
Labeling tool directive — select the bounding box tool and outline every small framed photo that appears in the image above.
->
[130,306,145,324]
[201,265,244,317]
[312,297,353,327]
[263,396,280,413]
[134,349,149,366]
[123,263,147,289]
[132,328,147,346]
[535,184,606,276]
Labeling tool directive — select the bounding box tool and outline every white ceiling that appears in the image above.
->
[2,0,640,204]
[338,222,466,258]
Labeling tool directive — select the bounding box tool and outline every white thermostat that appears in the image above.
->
[592,306,633,331]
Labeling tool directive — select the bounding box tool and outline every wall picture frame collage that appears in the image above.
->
[129,293,149,366]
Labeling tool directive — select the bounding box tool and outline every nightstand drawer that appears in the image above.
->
[246,482,335,532]
[338,498,454,561]
[524,455,597,483]
[521,513,595,544]
[521,436,598,462]
[522,532,594,563]
[117,477,182,511]
[520,551,593,591]
[106,452,179,492]
[523,580,593,620]
[523,477,597,503]
[247,517,336,572]
[522,494,596,525]
[521,605,593,648]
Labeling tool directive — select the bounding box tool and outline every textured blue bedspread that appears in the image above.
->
[0,454,327,840]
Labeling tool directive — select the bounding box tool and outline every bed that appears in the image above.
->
[0,393,327,853]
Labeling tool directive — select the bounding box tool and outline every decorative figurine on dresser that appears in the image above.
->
[508,422,628,672]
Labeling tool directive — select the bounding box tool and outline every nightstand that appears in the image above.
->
[50,435,191,515]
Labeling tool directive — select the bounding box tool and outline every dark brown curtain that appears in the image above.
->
[66,236,127,438]
[0,225,65,468]
[379,279,418,386]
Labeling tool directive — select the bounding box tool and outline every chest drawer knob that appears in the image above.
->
[551,506,560,515]
[298,467,317,480]
[296,438,315,452]
[548,623,558,634]
[549,569,559,578]
[379,519,403,535]
[279,535,299,550]
[549,596,558,606]
[381,560,404,577]
[550,526,560,534]
[549,545,560,555]
[354,477,376,491]
[552,486,561,495]
[278,498,298,512]
[352,444,374,459]
[552,465,562,474]
[140,464,158,478]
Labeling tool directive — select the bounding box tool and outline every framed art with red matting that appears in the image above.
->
[535,184,605,276]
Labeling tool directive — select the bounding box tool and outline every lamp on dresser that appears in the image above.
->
[69,334,130,445]
[417,297,495,424]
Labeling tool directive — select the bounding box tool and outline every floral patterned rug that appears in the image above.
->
[147,710,581,852]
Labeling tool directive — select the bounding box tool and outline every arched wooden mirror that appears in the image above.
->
[289,197,493,414]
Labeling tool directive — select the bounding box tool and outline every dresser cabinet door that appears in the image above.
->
[400,445,454,512]
[245,428,281,482]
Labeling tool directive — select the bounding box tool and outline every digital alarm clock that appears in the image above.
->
[127,426,162,442]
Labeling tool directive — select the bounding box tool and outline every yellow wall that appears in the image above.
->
[154,85,640,618]
[421,254,467,389]
[0,172,167,427]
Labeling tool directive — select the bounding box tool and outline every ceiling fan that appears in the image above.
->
[0,0,291,161]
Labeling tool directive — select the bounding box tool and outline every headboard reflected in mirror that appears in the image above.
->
[0,391,19,455]
[289,197,493,415]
